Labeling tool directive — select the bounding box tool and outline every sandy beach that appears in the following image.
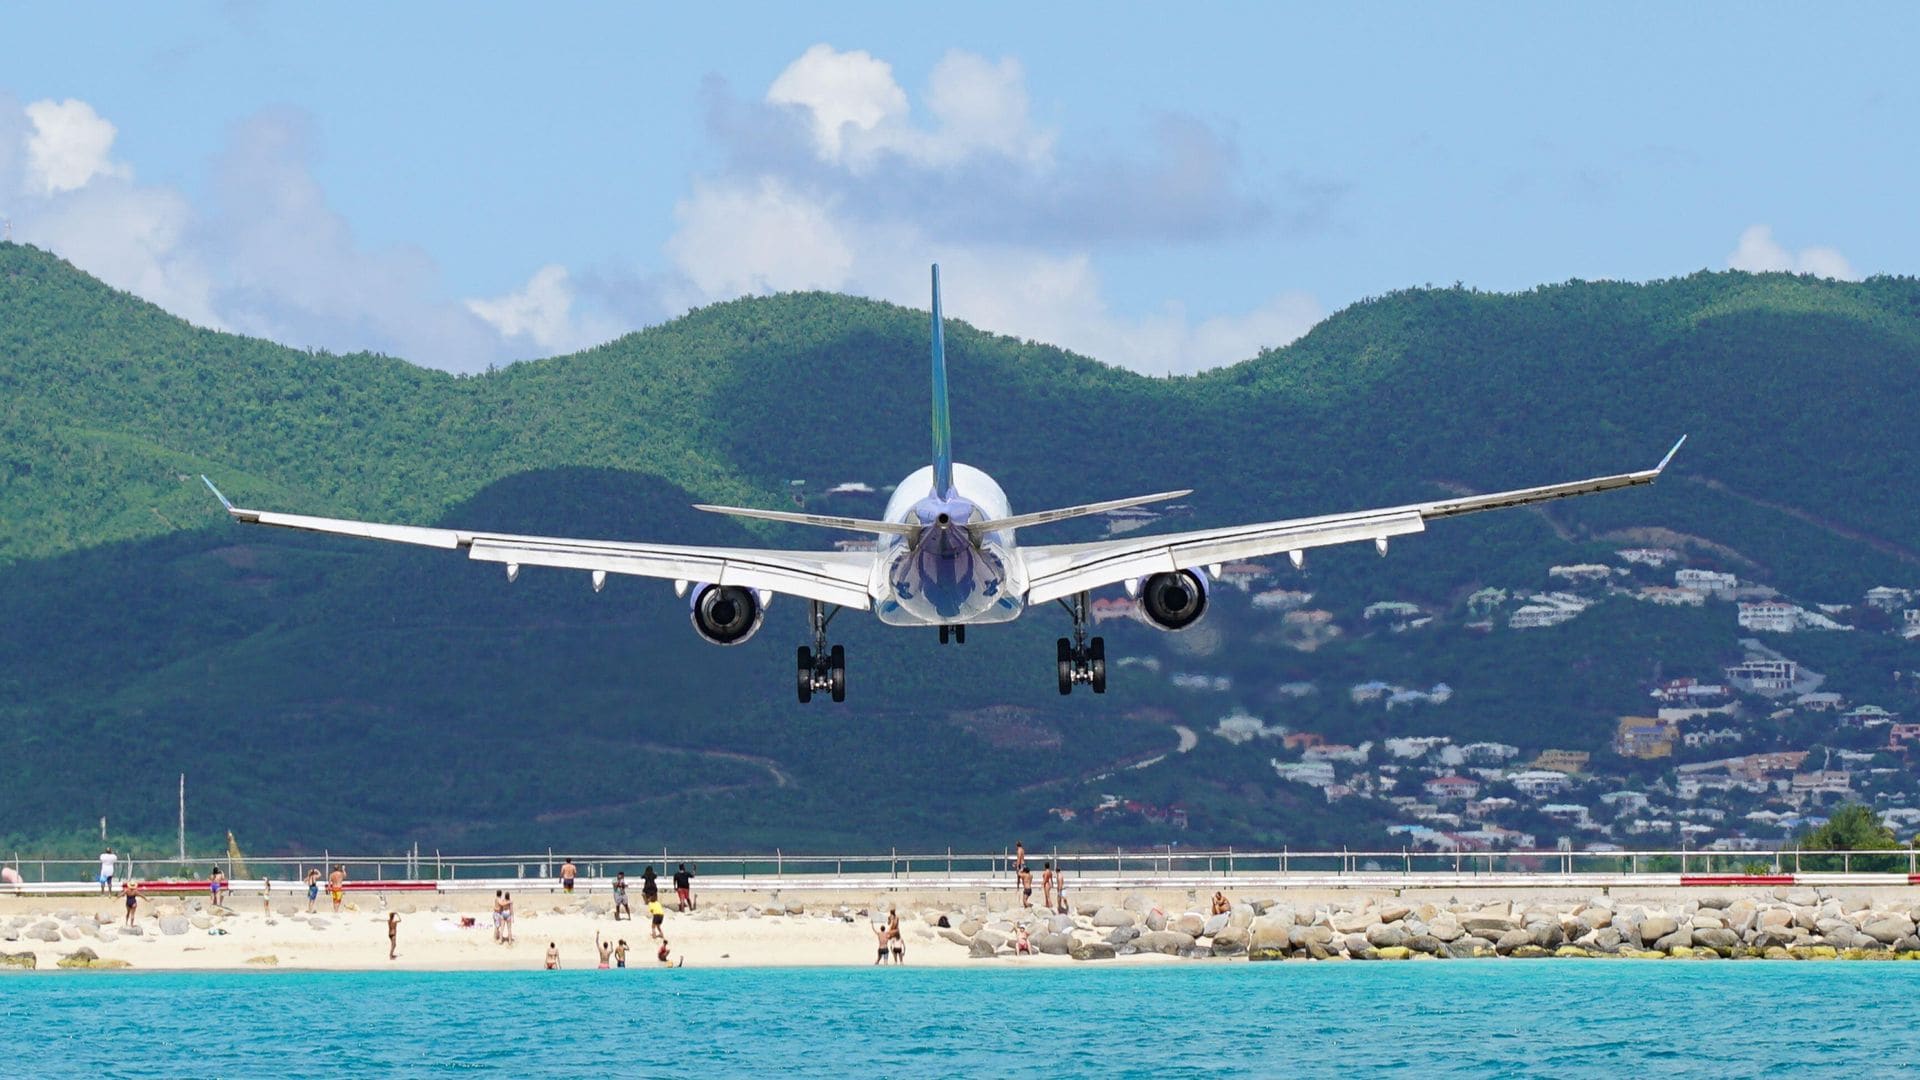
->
[12,880,1920,971]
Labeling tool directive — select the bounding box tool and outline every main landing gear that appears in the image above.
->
[797,600,846,704]
[938,624,966,644]
[1055,591,1106,695]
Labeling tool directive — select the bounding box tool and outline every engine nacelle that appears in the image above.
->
[1136,569,1210,631]
[688,584,765,646]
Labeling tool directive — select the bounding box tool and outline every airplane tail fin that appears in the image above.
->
[930,264,954,497]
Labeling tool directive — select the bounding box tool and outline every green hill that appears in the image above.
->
[2,241,1918,856]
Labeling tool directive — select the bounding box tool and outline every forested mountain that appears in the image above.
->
[2,241,1917,857]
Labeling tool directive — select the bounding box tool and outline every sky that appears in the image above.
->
[1,2,1913,375]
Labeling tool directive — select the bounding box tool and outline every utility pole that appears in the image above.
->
[178,774,186,863]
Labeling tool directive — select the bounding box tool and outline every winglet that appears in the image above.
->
[200,475,234,512]
[1655,435,1688,475]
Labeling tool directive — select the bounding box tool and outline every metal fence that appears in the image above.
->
[6,845,1917,888]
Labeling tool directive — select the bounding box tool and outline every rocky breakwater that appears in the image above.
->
[920,893,1256,961]
[1239,888,1920,961]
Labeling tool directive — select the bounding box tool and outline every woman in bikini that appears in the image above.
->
[501,892,516,943]
[544,942,559,970]
[886,908,904,964]
[595,931,613,969]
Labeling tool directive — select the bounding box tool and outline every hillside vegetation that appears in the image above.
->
[2,241,1917,855]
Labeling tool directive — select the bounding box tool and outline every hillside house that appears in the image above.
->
[1615,716,1678,759]
[1461,742,1521,765]
[1271,760,1337,787]
[1550,564,1619,584]
[1509,770,1573,798]
[1509,593,1590,630]
[1653,678,1730,704]
[1677,569,1738,594]
[1843,705,1898,728]
[1796,691,1845,711]
[1600,790,1651,813]
[1866,586,1913,611]
[1541,803,1595,828]
[1635,586,1706,606]
[1531,749,1590,774]
[1423,775,1482,801]
[1738,602,1799,633]
[1725,657,1799,693]
[1682,727,1743,749]
[1617,548,1679,567]
[1385,736,1450,759]
[1790,770,1854,800]
[1214,562,1272,591]
[1889,723,1920,750]
[1282,732,1325,751]
[1467,796,1517,819]
[1251,588,1313,612]
[1303,742,1371,765]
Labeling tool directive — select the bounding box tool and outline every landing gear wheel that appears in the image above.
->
[797,646,814,703]
[939,625,950,645]
[1089,636,1107,694]
[829,645,846,703]
[955,625,966,644]
[1057,638,1073,695]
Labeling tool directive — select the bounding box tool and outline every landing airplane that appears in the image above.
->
[203,265,1685,703]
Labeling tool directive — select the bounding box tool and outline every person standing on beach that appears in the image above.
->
[1040,862,1055,910]
[596,931,613,969]
[614,938,629,968]
[492,891,506,942]
[122,879,140,927]
[98,847,116,894]
[545,942,559,970]
[1018,864,1033,908]
[387,912,400,959]
[328,865,346,913]
[1013,841,1026,875]
[305,869,321,913]
[210,868,229,908]
[674,863,695,912]
[648,896,666,940]
[641,865,659,905]
[501,893,516,943]
[873,921,889,965]
[887,908,904,965]
[560,858,577,895]
[612,872,630,921]
[261,878,272,917]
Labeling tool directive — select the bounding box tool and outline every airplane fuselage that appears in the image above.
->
[871,463,1027,626]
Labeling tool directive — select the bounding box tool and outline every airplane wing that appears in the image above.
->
[1019,437,1686,606]
[201,479,874,609]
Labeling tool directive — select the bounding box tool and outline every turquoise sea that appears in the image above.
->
[6,963,1919,1077]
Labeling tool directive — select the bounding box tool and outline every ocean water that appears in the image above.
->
[6,962,1919,1077]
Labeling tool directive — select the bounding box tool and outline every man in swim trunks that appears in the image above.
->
[1040,862,1055,910]
[328,865,346,912]
[612,872,630,921]
[560,858,577,895]
[388,912,400,959]
[614,939,629,968]
[122,879,140,927]
[306,869,321,913]
[1018,864,1033,908]
[874,921,890,965]
[674,863,694,912]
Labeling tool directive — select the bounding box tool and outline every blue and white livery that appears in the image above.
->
[205,266,1685,702]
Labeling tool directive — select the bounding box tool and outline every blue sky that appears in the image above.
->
[1,2,1912,373]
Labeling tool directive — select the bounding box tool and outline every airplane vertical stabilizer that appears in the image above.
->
[930,264,954,497]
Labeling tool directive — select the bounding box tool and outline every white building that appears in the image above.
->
[1509,770,1573,798]
[1617,548,1680,567]
[1600,790,1650,813]
[1677,569,1738,594]
[1725,657,1798,692]
[1549,564,1619,584]
[1737,602,1799,633]
[1385,736,1451,759]
[1271,759,1336,787]
[1866,586,1913,611]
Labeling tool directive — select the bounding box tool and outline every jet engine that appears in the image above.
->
[688,584,765,646]
[1136,569,1210,631]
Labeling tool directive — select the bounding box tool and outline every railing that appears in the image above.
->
[5,845,1917,889]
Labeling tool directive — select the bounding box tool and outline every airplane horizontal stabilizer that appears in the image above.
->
[972,489,1192,538]
[692,503,919,537]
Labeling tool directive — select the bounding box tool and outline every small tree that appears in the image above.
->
[1797,803,1901,872]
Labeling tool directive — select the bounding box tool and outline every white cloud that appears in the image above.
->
[23,99,127,195]
[1727,224,1859,281]
[665,176,856,297]
[20,180,222,328]
[766,45,909,164]
[465,264,618,355]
